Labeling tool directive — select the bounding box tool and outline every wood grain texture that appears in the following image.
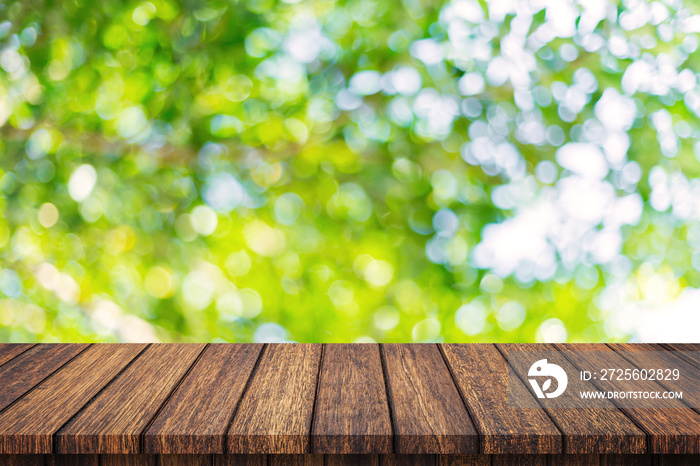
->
[312,344,392,454]
[0,455,45,466]
[437,455,490,466]
[664,344,700,368]
[268,455,324,466]
[1,454,699,466]
[441,344,561,454]
[0,344,89,412]
[0,344,147,454]
[325,455,380,466]
[159,455,212,466]
[0,343,698,459]
[548,455,599,466]
[558,343,700,454]
[228,344,322,454]
[491,455,546,466]
[382,344,478,455]
[497,344,646,454]
[380,455,434,465]
[599,455,652,466]
[611,343,700,411]
[101,455,156,466]
[214,455,266,466]
[144,344,263,454]
[46,455,99,466]
[0,344,35,367]
[655,455,700,466]
[56,344,206,454]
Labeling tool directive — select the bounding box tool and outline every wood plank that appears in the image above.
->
[437,455,490,466]
[609,343,700,412]
[663,344,700,369]
[0,344,147,454]
[0,344,90,412]
[269,455,324,466]
[382,344,478,454]
[325,455,380,466]
[47,455,99,466]
[214,456,266,466]
[144,344,263,454]
[441,344,561,454]
[101,456,156,466]
[599,455,652,466]
[558,343,700,454]
[548,455,599,466]
[491,455,546,466]
[159,455,212,466]
[0,455,45,466]
[496,344,646,454]
[312,344,392,454]
[380,455,434,465]
[228,344,322,454]
[0,344,35,367]
[56,344,206,454]
[654,455,700,466]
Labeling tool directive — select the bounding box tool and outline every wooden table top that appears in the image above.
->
[0,343,698,456]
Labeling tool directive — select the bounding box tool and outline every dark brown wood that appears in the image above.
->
[101,455,156,466]
[144,344,263,454]
[159,455,212,466]
[0,344,89,412]
[0,343,697,460]
[13,456,700,466]
[599,455,652,466]
[380,455,434,465]
[47,455,99,466]
[437,455,490,466]
[312,344,392,454]
[0,455,45,466]
[0,344,35,367]
[655,455,700,466]
[228,344,322,454]
[611,343,700,412]
[214,455,266,466]
[441,344,561,454]
[558,343,700,454]
[0,344,148,454]
[664,344,700,368]
[56,344,206,454]
[382,344,478,454]
[326,455,380,466]
[548,455,599,466]
[268,455,324,466]
[492,455,546,466]
[496,344,646,454]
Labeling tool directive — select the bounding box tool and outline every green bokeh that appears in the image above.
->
[0,0,699,343]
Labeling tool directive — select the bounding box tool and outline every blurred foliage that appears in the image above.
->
[0,0,699,343]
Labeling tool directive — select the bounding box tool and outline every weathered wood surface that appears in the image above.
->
[0,344,35,367]
[0,344,89,412]
[144,344,263,454]
[0,344,148,454]
[56,344,206,454]
[0,343,697,458]
[441,344,561,454]
[382,344,478,454]
[227,344,322,454]
[558,343,700,454]
[496,343,646,454]
[312,344,392,454]
[1,455,699,466]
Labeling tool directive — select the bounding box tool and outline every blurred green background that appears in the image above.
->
[1,0,699,343]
